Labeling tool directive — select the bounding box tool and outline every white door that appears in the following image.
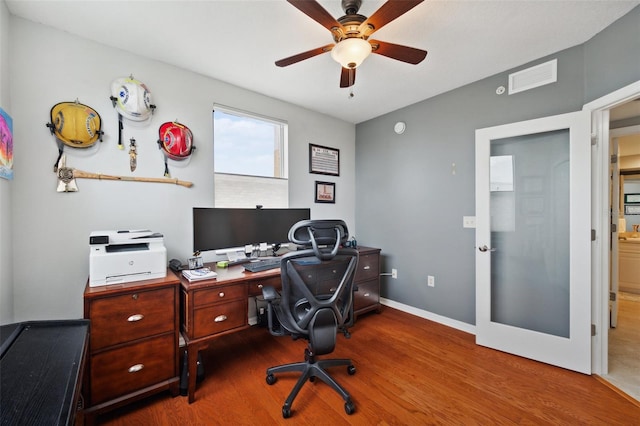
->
[475,111,591,374]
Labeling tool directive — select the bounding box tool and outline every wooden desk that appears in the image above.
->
[0,320,89,425]
[180,264,281,403]
[179,246,381,403]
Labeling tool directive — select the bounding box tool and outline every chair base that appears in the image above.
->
[266,357,356,418]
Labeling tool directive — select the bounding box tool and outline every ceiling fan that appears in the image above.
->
[276,0,428,88]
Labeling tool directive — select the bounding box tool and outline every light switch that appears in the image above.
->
[463,216,476,228]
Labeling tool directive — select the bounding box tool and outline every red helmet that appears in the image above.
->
[158,121,194,160]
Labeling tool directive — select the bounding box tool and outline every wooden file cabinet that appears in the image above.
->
[283,246,381,318]
[83,272,180,422]
[353,246,382,317]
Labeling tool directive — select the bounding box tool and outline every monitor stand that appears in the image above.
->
[227,250,251,263]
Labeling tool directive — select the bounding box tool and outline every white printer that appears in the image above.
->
[89,230,167,287]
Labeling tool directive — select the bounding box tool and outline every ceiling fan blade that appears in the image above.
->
[287,0,343,32]
[358,0,424,36]
[340,67,356,88]
[275,44,334,67]
[370,39,427,64]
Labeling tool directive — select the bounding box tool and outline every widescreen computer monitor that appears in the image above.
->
[193,207,310,254]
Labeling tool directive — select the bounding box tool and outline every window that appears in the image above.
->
[490,155,514,192]
[213,105,288,208]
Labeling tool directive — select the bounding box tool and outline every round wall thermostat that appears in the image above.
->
[394,121,406,134]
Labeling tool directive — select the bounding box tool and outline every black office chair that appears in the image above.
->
[261,219,359,418]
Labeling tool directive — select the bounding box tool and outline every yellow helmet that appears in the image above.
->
[47,101,102,148]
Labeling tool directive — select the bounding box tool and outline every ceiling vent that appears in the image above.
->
[508,59,557,95]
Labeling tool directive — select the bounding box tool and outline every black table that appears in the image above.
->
[1,320,89,425]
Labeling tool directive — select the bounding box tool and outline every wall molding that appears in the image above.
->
[380,298,476,335]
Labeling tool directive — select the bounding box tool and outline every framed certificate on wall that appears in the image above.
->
[625,205,640,215]
[309,144,339,176]
[624,193,640,204]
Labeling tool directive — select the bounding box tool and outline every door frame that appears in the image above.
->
[583,80,640,376]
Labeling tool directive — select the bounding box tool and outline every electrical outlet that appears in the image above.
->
[428,275,435,287]
[392,269,398,279]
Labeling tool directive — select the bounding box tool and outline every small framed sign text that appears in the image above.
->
[309,144,339,176]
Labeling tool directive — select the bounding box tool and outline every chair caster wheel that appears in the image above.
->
[282,405,292,418]
[347,365,356,375]
[345,400,355,415]
[266,374,277,385]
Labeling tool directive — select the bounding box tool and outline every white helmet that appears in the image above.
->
[110,76,155,122]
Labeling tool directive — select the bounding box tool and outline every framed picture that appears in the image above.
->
[624,205,640,215]
[315,181,335,203]
[309,144,340,176]
[624,193,640,204]
[0,107,14,181]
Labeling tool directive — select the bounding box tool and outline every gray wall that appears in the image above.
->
[0,0,13,324]
[584,6,640,104]
[4,17,356,323]
[355,6,640,326]
[0,0,12,324]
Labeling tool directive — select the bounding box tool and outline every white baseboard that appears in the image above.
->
[250,298,476,335]
[380,298,476,335]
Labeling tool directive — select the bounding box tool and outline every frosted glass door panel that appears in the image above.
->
[490,130,569,338]
[475,110,590,374]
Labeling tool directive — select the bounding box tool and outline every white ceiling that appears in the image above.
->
[6,0,640,124]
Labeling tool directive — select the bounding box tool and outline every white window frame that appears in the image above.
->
[213,104,289,208]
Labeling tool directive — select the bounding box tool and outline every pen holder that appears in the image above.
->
[188,256,203,270]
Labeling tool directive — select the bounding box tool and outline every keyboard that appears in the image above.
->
[243,258,281,273]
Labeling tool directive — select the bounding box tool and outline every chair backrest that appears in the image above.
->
[278,220,359,355]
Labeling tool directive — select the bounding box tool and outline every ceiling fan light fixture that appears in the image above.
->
[331,38,372,68]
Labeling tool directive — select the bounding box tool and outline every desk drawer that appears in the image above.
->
[192,299,247,338]
[90,287,174,351]
[354,279,379,311]
[355,253,379,282]
[248,276,281,296]
[90,333,175,405]
[194,284,247,307]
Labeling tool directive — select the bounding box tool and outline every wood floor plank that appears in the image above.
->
[96,307,640,425]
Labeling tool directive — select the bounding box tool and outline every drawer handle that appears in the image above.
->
[364,292,370,297]
[127,314,144,322]
[128,364,144,373]
[132,294,139,300]
[257,284,263,289]
[214,315,228,322]
[219,292,225,298]
[363,266,371,270]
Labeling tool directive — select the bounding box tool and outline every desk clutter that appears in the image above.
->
[181,267,217,282]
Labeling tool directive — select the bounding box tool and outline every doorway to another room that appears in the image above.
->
[606,104,640,400]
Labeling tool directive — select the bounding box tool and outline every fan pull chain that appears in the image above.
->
[348,68,355,99]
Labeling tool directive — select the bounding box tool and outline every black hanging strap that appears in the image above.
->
[53,147,63,172]
[118,114,123,149]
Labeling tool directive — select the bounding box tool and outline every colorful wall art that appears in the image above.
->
[0,107,13,180]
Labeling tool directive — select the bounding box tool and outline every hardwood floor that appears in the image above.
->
[96,307,640,425]
[605,292,640,400]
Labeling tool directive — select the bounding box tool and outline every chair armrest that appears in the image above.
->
[262,285,279,302]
